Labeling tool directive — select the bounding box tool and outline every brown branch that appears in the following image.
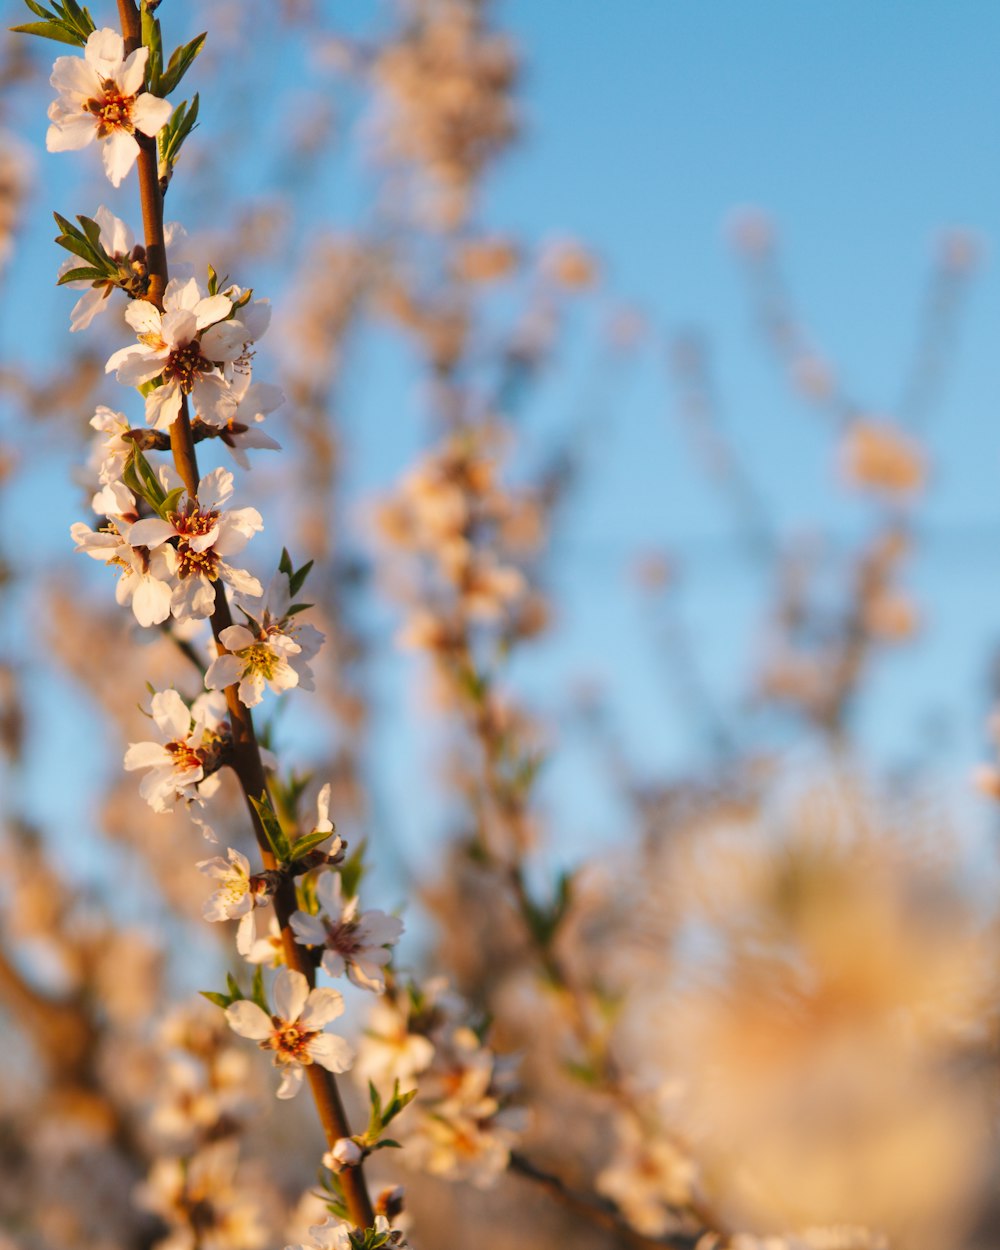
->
[508,1152,704,1250]
[0,942,94,1073]
[114,0,374,1228]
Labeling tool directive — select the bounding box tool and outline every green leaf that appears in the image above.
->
[159,31,206,96]
[250,792,292,863]
[290,825,336,861]
[11,0,95,43]
[158,95,200,186]
[10,20,77,44]
[141,8,163,94]
[56,266,107,285]
[286,602,314,617]
[368,1080,382,1125]
[250,964,269,1012]
[225,971,243,1001]
[288,558,314,598]
[199,990,231,1010]
[158,485,185,518]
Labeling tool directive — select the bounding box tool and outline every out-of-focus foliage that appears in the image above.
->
[1,4,999,1250]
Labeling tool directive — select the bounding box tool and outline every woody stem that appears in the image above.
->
[115,0,374,1228]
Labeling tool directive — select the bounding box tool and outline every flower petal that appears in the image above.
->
[272,967,309,1023]
[225,999,274,1041]
[101,129,139,188]
[307,1032,354,1074]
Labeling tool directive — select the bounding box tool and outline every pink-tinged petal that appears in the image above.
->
[151,688,191,740]
[273,968,310,1023]
[240,300,271,342]
[276,1065,304,1099]
[201,319,246,361]
[123,740,170,771]
[289,912,327,948]
[306,1032,353,1075]
[191,374,235,427]
[186,521,221,554]
[346,961,386,993]
[118,45,150,97]
[69,287,109,333]
[237,670,265,707]
[236,381,284,421]
[193,294,234,331]
[95,205,132,256]
[225,999,274,1041]
[70,522,117,556]
[145,381,183,431]
[101,130,140,187]
[133,91,172,138]
[163,278,198,312]
[125,298,162,335]
[204,653,242,692]
[220,624,255,651]
[50,53,102,98]
[172,573,216,621]
[268,663,299,695]
[268,632,302,658]
[161,307,198,348]
[220,566,263,598]
[319,949,347,980]
[315,870,344,917]
[127,516,175,549]
[46,114,96,152]
[315,783,333,831]
[300,987,345,1029]
[236,911,256,957]
[131,576,173,627]
[232,428,281,455]
[198,467,234,510]
[106,343,159,381]
[215,509,264,555]
[361,911,405,946]
[196,854,233,879]
[85,28,126,77]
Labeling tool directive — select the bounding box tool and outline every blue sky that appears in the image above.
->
[4,0,1000,892]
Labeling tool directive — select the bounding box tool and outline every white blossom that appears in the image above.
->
[321,1137,363,1173]
[46,29,172,186]
[106,277,246,429]
[215,373,284,469]
[123,687,226,813]
[225,968,352,1099]
[290,871,402,993]
[126,466,263,621]
[70,479,177,626]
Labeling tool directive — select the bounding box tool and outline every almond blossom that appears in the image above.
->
[70,479,177,626]
[46,29,172,187]
[214,372,284,469]
[205,572,324,707]
[237,912,285,965]
[290,871,403,993]
[106,277,247,429]
[63,206,185,331]
[225,968,353,1099]
[87,405,134,484]
[123,688,227,814]
[198,846,273,952]
[126,466,263,621]
[287,1215,407,1250]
